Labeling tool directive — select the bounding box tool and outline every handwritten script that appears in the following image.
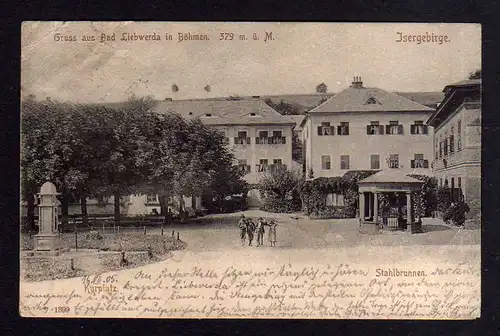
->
[20,260,479,319]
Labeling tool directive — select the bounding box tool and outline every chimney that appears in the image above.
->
[351,76,363,88]
[164,97,172,101]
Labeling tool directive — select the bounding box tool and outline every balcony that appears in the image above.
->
[255,137,287,145]
[234,137,251,145]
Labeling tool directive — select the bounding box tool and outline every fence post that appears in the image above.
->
[177,232,180,240]
[172,230,174,237]
[144,226,146,235]
[161,227,164,236]
[118,225,120,235]
[74,218,78,251]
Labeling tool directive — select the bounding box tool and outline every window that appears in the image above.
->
[443,134,448,156]
[365,97,379,105]
[367,121,384,135]
[370,154,380,169]
[410,121,428,135]
[321,155,331,170]
[458,177,462,188]
[317,122,334,136]
[326,193,345,206]
[449,132,455,154]
[439,135,443,157]
[257,159,269,172]
[235,131,250,145]
[388,154,399,168]
[386,121,403,135]
[273,158,283,165]
[238,159,250,173]
[205,113,212,117]
[337,122,349,135]
[146,194,158,203]
[440,178,443,187]
[271,130,286,144]
[411,154,429,168]
[250,113,256,116]
[340,155,350,170]
[457,121,462,150]
[256,130,269,144]
[218,131,229,145]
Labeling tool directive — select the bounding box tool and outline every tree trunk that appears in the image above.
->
[179,195,186,223]
[26,193,35,231]
[81,197,88,226]
[60,193,69,228]
[114,192,121,225]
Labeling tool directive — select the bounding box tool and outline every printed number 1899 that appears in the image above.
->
[54,306,70,313]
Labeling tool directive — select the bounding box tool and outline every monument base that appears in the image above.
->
[34,233,67,255]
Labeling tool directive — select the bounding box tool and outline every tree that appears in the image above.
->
[468,69,481,79]
[316,83,328,93]
[264,99,300,115]
[257,165,303,213]
[204,85,211,93]
[172,84,179,92]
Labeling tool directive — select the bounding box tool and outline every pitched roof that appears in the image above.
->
[309,86,434,113]
[152,99,296,126]
[446,79,481,88]
[357,170,424,184]
[394,92,444,107]
[289,115,306,129]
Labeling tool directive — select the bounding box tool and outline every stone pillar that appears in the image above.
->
[406,191,412,232]
[373,192,379,224]
[34,181,65,253]
[359,192,365,220]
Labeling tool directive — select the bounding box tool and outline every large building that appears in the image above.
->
[151,98,296,208]
[426,79,481,218]
[302,77,435,178]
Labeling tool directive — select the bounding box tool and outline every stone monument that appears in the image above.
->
[34,181,64,254]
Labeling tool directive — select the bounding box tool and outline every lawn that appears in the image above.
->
[20,232,187,282]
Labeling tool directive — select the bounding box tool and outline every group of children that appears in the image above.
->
[237,214,278,247]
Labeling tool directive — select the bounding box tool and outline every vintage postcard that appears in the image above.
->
[20,22,481,319]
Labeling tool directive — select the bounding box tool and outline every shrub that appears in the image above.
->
[301,170,377,218]
[85,230,103,240]
[436,187,452,213]
[257,165,303,213]
[443,201,470,226]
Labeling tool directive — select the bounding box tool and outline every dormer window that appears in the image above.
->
[188,112,193,115]
[250,113,256,116]
[205,113,212,117]
[365,97,380,105]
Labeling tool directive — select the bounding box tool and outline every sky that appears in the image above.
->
[21,22,481,103]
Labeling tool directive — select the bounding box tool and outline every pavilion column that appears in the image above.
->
[406,191,413,231]
[373,192,379,224]
[368,193,373,218]
[358,192,365,220]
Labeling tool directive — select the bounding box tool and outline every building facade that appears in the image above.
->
[302,78,435,179]
[152,98,295,208]
[427,79,481,218]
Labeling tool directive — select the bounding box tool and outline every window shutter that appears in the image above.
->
[255,137,260,144]
[398,125,404,134]
[410,160,415,168]
[423,125,428,134]
[423,160,429,168]
[345,127,349,135]
[282,136,286,144]
[337,125,341,135]
[366,125,371,134]
[385,125,391,134]
[379,125,384,134]
[317,126,322,136]
[410,125,415,134]
[330,126,335,135]
[246,137,251,144]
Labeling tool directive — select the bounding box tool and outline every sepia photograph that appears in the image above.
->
[20,22,481,319]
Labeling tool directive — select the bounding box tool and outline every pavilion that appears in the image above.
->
[357,170,424,233]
